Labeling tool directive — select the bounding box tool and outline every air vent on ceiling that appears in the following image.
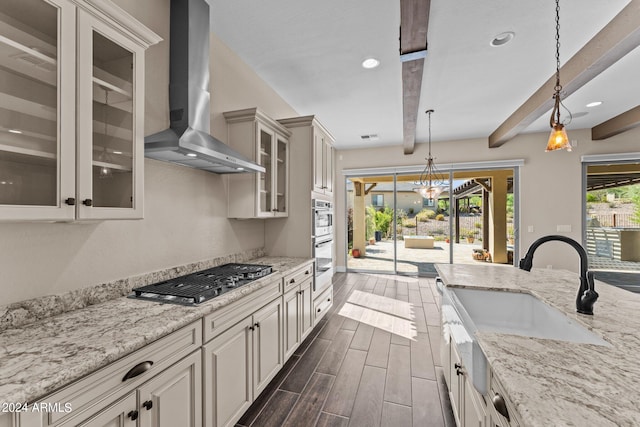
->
[361,134,379,141]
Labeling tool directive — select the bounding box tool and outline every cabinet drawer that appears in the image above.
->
[23,321,201,427]
[489,371,521,427]
[283,263,314,293]
[203,280,281,343]
[313,286,333,323]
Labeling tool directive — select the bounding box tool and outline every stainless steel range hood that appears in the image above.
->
[144,0,264,174]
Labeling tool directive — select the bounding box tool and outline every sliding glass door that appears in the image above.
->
[345,164,518,276]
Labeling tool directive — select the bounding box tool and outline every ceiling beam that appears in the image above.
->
[400,0,431,155]
[488,0,640,148]
[591,105,640,140]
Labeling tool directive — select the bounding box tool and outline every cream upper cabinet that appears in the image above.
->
[314,128,334,196]
[278,115,335,199]
[0,0,160,221]
[224,108,291,219]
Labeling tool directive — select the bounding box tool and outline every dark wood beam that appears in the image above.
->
[400,0,431,155]
[489,0,640,148]
[592,105,640,140]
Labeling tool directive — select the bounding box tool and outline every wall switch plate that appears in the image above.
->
[527,225,534,233]
[557,225,572,232]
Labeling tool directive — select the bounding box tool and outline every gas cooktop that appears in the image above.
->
[130,263,273,306]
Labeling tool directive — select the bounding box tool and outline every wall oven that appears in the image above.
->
[312,199,333,292]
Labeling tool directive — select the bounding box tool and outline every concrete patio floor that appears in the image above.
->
[347,239,502,275]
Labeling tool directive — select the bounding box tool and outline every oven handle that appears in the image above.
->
[315,238,332,247]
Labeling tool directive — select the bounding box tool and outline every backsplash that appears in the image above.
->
[0,248,266,333]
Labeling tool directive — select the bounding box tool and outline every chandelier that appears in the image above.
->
[414,109,445,201]
[546,0,572,152]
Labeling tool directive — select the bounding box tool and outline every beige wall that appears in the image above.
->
[0,0,298,305]
[335,127,640,273]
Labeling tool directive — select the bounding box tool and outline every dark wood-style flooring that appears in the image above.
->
[236,272,456,427]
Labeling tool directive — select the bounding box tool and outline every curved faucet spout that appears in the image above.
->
[518,235,598,315]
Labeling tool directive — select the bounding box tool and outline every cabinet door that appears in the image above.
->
[273,133,288,217]
[464,378,486,427]
[76,10,144,220]
[253,297,283,395]
[75,392,137,427]
[300,279,314,341]
[313,131,324,193]
[137,351,202,427]
[256,122,274,217]
[323,140,333,195]
[203,317,253,427]
[0,0,76,221]
[450,342,464,427]
[283,287,300,360]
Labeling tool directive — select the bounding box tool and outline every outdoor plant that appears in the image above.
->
[374,206,393,237]
[435,214,445,221]
[416,208,436,222]
[474,222,482,229]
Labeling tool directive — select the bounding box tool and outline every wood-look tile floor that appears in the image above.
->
[236,273,456,427]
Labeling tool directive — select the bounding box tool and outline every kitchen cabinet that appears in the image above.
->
[278,115,335,199]
[224,108,291,218]
[444,340,486,427]
[313,285,333,323]
[17,321,201,427]
[203,295,283,427]
[0,0,160,221]
[313,128,334,196]
[283,264,314,359]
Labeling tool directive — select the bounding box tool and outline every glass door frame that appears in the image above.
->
[343,160,523,276]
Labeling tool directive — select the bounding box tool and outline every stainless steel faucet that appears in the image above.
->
[518,235,599,315]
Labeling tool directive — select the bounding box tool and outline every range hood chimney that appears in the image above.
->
[144,0,264,174]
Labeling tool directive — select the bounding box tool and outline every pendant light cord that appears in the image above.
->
[551,0,562,128]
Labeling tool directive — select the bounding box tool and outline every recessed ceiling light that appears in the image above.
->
[490,31,515,47]
[586,101,602,107]
[572,111,588,119]
[362,58,380,69]
[113,151,122,155]
[8,129,22,134]
[186,153,197,157]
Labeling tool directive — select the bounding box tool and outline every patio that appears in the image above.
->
[347,239,502,275]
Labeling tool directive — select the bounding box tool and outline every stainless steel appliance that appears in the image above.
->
[130,263,272,306]
[313,200,333,291]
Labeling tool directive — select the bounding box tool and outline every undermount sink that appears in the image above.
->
[441,286,609,395]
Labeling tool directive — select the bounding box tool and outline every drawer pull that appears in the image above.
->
[255,322,260,328]
[128,410,139,421]
[143,400,153,410]
[290,278,295,284]
[317,308,322,313]
[492,393,510,421]
[305,270,310,275]
[82,198,93,206]
[122,361,153,381]
[249,325,255,331]
[65,197,76,206]
[454,363,462,369]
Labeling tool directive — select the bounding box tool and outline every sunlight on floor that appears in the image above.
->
[338,290,417,340]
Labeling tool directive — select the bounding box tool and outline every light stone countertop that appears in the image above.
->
[435,264,640,427]
[0,256,311,405]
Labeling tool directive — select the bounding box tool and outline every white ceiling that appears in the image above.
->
[208,0,636,150]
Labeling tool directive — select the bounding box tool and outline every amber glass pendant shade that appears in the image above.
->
[546,123,571,152]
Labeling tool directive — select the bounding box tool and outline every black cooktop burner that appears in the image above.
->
[130,263,272,306]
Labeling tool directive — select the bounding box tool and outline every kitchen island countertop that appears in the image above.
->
[435,264,640,427]
[0,256,311,405]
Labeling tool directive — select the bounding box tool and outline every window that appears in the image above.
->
[371,194,384,207]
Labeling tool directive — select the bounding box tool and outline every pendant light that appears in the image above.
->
[546,0,572,152]
[414,109,445,201]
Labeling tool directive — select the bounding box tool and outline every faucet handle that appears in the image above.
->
[578,271,598,315]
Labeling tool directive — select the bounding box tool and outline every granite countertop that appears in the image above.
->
[0,256,311,405]
[435,264,640,427]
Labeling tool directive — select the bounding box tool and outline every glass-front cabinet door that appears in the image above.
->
[0,0,76,220]
[257,123,273,216]
[255,122,288,218]
[77,10,144,219]
[275,135,288,216]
